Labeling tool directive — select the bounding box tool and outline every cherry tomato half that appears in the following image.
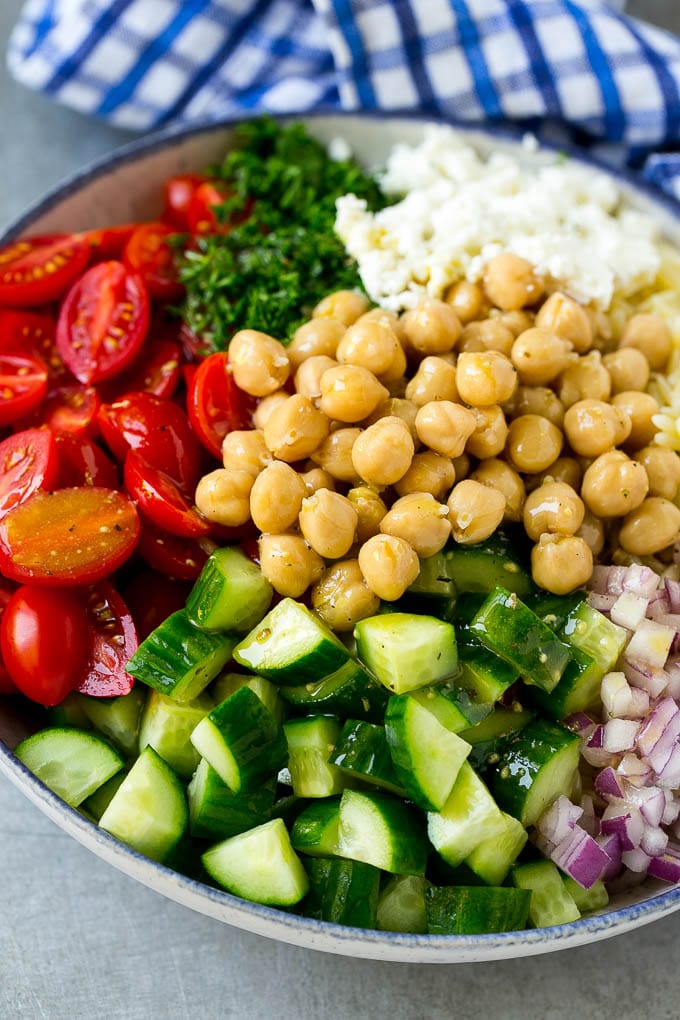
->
[83,224,137,262]
[116,338,182,400]
[0,428,59,519]
[136,521,211,580]
[25,384,101,437]
[0,487,140,587]
[124,449,211,538]
[0,310,71,387]
[0,351,48,425]
[122,568,191,640]
[54,431,118,489]
[162,174,206,230]
[0,581,18,694]
[187,182,231,236]
[123,222,184,302]
[187,352,255,459]
[0,586,89,706]
[0,234,90,307]
[74,582,137,698]
[56,260,150,385]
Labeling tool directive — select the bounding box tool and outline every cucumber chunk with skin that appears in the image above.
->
[139,690,212,777]
[279,658,388,722]
[377,875,428,934]
[188,759,276,840]
[15,728,124,807]
[291,798,341,857]
[83,770,128,821]
[303,857,380,928]
[354,612,458,694]
[284,715,345,797]
[562,876,609,913]
[427,761,507,867]
[337,789,429,876]
[202,818,309,906]
[457,641,520,704]
[330,719,405,795]
[460,707,534,773]
[186,546,273,633]
[445,531,535,597]
[426,886,531,935]
[79,687,147,758]
[512,860,581,927]
[466,811,528,885]
[212,672,284,723]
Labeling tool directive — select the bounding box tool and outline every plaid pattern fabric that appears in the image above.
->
[7,0,680,197]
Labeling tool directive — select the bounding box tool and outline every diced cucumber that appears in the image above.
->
[445,531,534,597]
[470,588,571,692]
[407,551,455,599]
[354,612,458,694]
[562,876,609,913]
[337,789,429,876]
[78,687,147,758]
[303,858,381,928]
[202,818,309,906]
[385,694,471,811]
[527,648,604,721]
[437,684,494,728]
[270,794,306,827]
[427,762,506,867]
[126,609,239,702]
[187,758,276,840]
[376,875,427,934]
[47,693,92,730]
[15,728,124,807]
[139,690,212,776]
[512,860,581,927]
[291,799,341,857]
[562,602,627,673]
[191,687,286,793]
[186,546,273,633]
[234,598,350,684]
[492,718,581,827]
[466,811,528,885]
[212,672,284,723]
[459,707,534,773]
[82,771,128,821]
[330,719,405,795]
[284,715,345,797]
[425,886,531,935]
[457,641,520,703]
[99,747,188,862]
[279,658,388,723]
[407,686,476,733]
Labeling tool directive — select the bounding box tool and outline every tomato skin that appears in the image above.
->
[56,261,150,385]
[0,428,60,519]
[187,352,255,459]
[0,310,71,387]
[54,431,118,489]
[122,569,191,640]
[0,581,18,694]
[0,586,89,706]
[123,222,184,302]
[136,522,210,580]
[162,174,206,230]
[115,338,182,400]
[83,225,137,262]
[23,384,101,437]
[0,351,48,426]
[187,182,230,236]
[124,450,211,538]
[74,582,137,697]
[0,234,90,307]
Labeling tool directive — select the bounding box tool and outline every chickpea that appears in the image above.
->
[558,351,611,408]
[405,356,459,406]
[358,534,421,602]
[379,340,408,383]
[634,446,680,500]
[619,313,672,371]
[263,394,329,462]
[297,489,358,559]
[229,330,290,396]
[252,390,289,430]
[395,451,456,500]
[380,492,452,558]
[311,428,362,483]
[577,508,605,558]
[318,364,388,423]
[221,429,271,475]
[351,416,415,487]
[336,317,401,376]
[470,459,526,522]
[258,534,324,598]
[602,347,650,395]
[580,450,649,518]
[364,397,419,441]
[400,299,462,355]
[535,292,593,353]
[611,391,660,448]
[506,415,563,473]
[513,386,565,428]
[347,486,388,543]
[619,497,680,556]
[287,317,345,367]
[195,468,253,526]
[531,535,593,594]
[311,560,380,631]
[300,466,336,495]
[445,280,487,323]
[456,351,518,406]
[447,479,505,544]
[453,453,472,481]
[526,457,582,493]
[415,401,476,459]
[563,399,626,458]
[458,319,515,356]
[249,462,306,533]
[490,309,535,338]
[314,290,369,326]
[293,355,337,401]
[510,328,573,386]
[357,307,404,337]
[483,253,543,311]
[522,481,585,541]
[465,405,508,459]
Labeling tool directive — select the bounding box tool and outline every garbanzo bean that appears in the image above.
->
[531,535,593,594]
[252,390,289,430]
[453,453,472,481]
[447,479,505,544]
[611,390,660,448]
[300,466,336,495]
[263,393,330,461]
[456,351,518,406]
[563,399,625,458]
[415,401,476,459]
[229,330,290,396]
[314,290,369,326]
[558,351,611,408]
[490,309,535,338]
[577,509,605,558]
[351,416,415,487]
[364,397,419,441]
[581,450,649,518]
[347,486,388,543]
[602,347,650,395]
[618,497,680,556]
[294,355,337,401]
[287,317,345,368]
[445,280,487,323]
[249,461,306,533]
[458,319,515,356]
[513,386,565,428]
[380,492,451,558]
[222,429,272,476]
[506,414,563,473]
[634,446,680,500]
[522,481,585,541]
[258,534,325,598]
[405,356,459,406]
[400,299,462,355]
[395,451,456,500]
[470,459,525,522]
[311,559,380,631]
[336,318,402,376]
[619,313,672,371]
[466,405,508,459]
[358,534,420,602]
[195,468,253,526]
[311,428,362,483]
[535,292,593,353]
[380,340,408,383]
[510,327,573,386]
[298,489,358,559]
[526,456,582,493]
[483,253,543,311]
[318,364,388,422]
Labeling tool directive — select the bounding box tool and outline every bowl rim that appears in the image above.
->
[2,109,680,962]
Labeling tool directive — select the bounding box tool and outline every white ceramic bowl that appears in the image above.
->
[2,113,680,963]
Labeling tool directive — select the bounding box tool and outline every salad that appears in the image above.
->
[3,118,680,937]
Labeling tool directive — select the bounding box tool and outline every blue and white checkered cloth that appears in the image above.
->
[8,0,680,198]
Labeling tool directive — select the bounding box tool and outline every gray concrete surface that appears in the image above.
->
[3,1,680,1017]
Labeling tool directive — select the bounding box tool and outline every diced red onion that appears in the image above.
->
[564,712,596,736]
[550,827,610,889]
[655,743,680,789]
[647,843,680,883]
[579,794,600,837]
[610,592,649,630]
[582,725,619,768]
[601,803,644,851]
[622,565,662,597]
[636,697,680,771]
[647,586,672,618]
[624,784,666,828]
[640,824,669,858]
[603,718,640,753]
[621,847,651,873]
[622,659,668,699]
[587,592,618,613]
[595,767,625,801]
[535,795,583,849]
[664,578,680,614]
[663,794,680,827]
[596,832,622,881]
[625,620,675,671]
[616,752,653,785]
[664,659,680,699]
[589,565,625,595]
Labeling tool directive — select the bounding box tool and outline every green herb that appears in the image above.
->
[177,117,386,350]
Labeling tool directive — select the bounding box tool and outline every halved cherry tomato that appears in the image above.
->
[123,222,184,301]
[187,351,255,459]
[83,224,137,262]
[0,586,90,706]
[0,351,48,425]
[124,450,211,538]
[187,182,231,236]
[0,487,140,587]
[122,568,192,640]
[0,581,18,694]
[162,173,206,230]
[56,260,150,385]
[74,582,137,697]
[26,384,101,437]
[0,310,71,386]
[118,338,182,400]
[136,521,210,580]
[0,234,90,307]
[97,391,202,490]
[0,429,59,518]
[54,431,118,489]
